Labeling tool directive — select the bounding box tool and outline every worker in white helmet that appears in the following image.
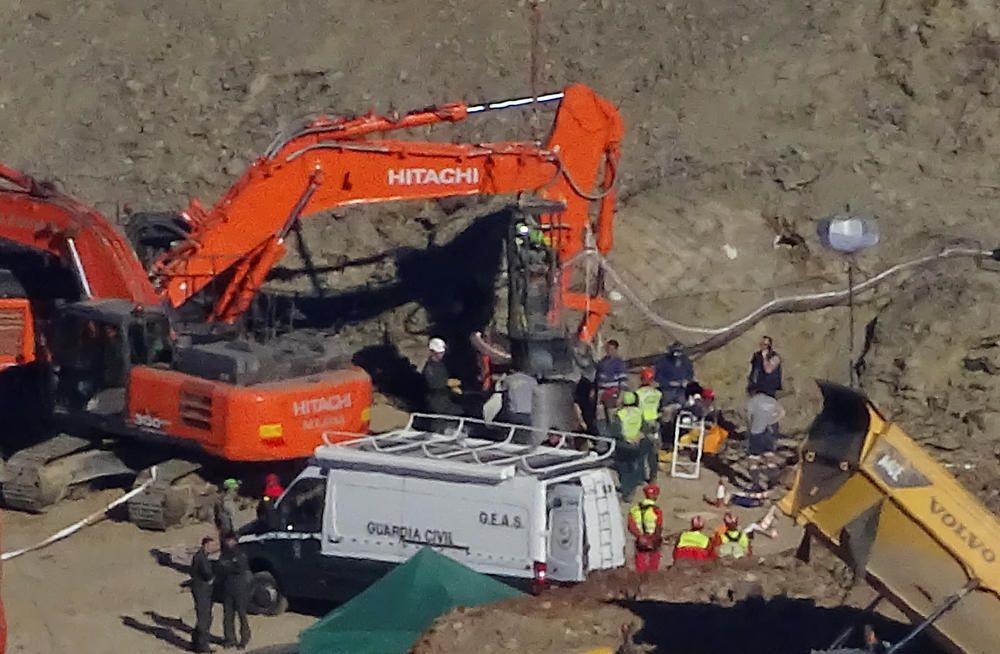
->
[422,337,463,416]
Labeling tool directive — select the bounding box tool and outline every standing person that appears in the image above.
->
[595,340,627,426]
[497,369,536,426]
[256,473,284,528]
[747,335,782,397]
[672,516,714,563]
[654,342,694,407]
[613,391,648,500]
[262,473,283,501]
[189,536,218,653]
[627,483,664,572]
[746,391,786,456]
[422,337,463,416]
[216,533,252,650]
[572,340,599,435]
[634,367,663,481]
[214,478,241,537]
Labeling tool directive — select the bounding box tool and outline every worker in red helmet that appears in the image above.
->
[672,515,714,562]
[627,483,664,572]
[712,511,751,559]
[634,367,664,482]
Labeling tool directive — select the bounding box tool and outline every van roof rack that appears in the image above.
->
[315,413,617,484]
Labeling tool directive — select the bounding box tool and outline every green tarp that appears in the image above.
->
[298,548,525,654]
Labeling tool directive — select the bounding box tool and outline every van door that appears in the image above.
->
[270,476,327,597]
[546,484,585,582]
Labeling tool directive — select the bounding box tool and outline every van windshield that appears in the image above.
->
[279,478,325,533]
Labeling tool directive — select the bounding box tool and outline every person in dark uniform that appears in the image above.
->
[747,335,782,397]
[216,533,251,650]
[422,337,463,416]
[189,536,217,653]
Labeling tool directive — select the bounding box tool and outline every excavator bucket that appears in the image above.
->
[780,381,1000,654]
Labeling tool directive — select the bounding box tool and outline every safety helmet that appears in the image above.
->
[690,515,705,530]
[724,512,738,528]
[223,478,240,491]
[643,483,660,499]
[622,391,638,406]
[428,337,446,353]
[702,387,715,401]
[640,367,655,383]
[515,222,531,237]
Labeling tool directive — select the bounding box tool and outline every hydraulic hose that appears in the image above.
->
[588,244,999,358]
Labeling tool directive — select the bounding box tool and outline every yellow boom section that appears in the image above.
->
[779,381,1000,654]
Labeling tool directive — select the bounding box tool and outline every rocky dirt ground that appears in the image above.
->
[2,0,1000,651]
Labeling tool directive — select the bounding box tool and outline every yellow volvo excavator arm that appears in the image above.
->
[779,381,1000,654]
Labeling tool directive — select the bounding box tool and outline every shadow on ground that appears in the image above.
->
[263,210,510,394]
[618,596,941,654]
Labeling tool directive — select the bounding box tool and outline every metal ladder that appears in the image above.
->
[581,474,617,568]
[670,409,706,479]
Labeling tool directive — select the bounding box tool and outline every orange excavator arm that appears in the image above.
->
[0,164,161,306]
[150,84,623,338]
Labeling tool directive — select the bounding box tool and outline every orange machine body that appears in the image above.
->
[151,83,623,340]
[0,298,35,367]
[127,365,372,461]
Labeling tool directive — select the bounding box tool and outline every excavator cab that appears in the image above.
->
[50,300,173,416]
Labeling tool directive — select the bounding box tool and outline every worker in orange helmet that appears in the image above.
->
[627,483,664,572]
[712,512,752,559]
[672,515,715,563]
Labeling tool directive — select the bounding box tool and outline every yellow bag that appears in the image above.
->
[703,423,729,454]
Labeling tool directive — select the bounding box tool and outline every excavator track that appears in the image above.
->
[126,459,213,531]
[1,434,97,512]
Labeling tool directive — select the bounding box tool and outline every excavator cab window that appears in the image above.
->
[127,314,173,366]
[52,312,129,409]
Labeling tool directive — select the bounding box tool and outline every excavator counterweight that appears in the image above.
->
[780,381,1000,654]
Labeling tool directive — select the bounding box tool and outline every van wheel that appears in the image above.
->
[249,571,288,616]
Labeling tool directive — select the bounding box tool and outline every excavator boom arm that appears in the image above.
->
[151,84,623,329]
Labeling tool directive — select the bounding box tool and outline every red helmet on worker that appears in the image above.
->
[690,515,705,530]
[640,367,655,383]
[643,483,660,499]
[724,512,738,528]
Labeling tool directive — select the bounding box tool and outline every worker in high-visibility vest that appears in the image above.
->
[711,512,752,559]
[634,367,664,481]
[627,483,664,572]
[672,515,714,562]
[613,391,647,500]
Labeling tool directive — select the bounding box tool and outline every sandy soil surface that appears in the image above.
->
[2,0,1000,651]
[1,496,311,654]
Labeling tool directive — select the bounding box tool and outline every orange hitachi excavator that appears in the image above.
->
[0,83,623,529]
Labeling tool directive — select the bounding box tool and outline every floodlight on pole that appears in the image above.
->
[817,212,881,388]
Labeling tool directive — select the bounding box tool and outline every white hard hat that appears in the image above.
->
[428,337,446,353]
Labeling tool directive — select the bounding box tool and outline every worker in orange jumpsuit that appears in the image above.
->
[627,483,664,572]
[672,515,715,562]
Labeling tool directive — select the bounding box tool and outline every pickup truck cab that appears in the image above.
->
[238,413,626,614]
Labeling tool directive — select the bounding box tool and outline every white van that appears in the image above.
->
[238,414,626,614]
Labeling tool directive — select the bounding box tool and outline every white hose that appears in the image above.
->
[590,246,991,336]
[1,470,157,561]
